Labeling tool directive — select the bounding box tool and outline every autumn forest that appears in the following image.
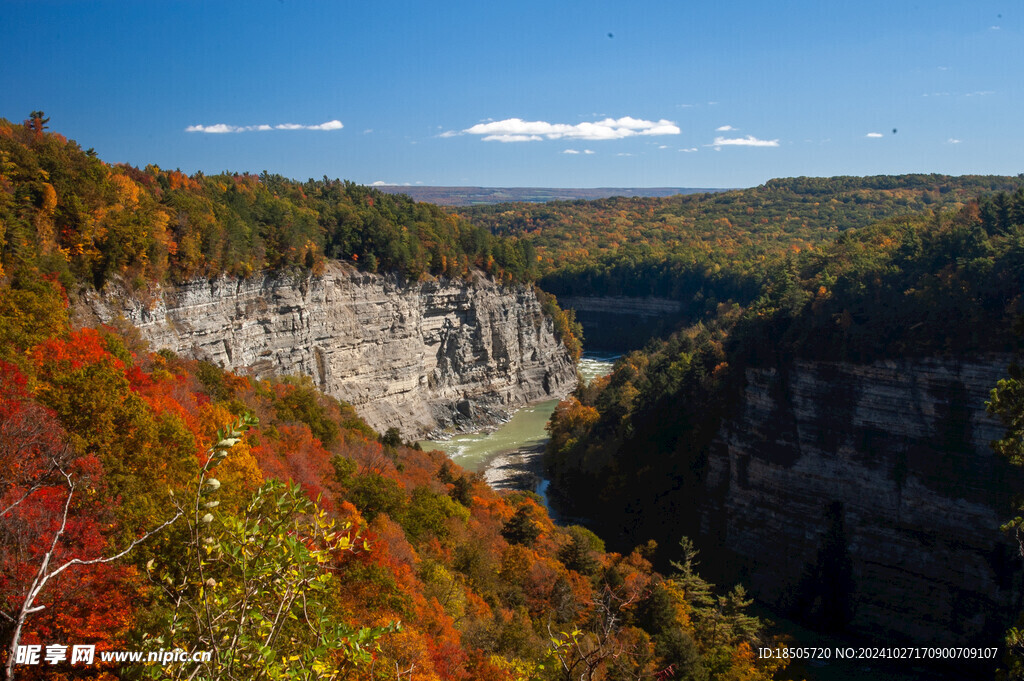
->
[0,118,793,680]
[2,112,1024,681]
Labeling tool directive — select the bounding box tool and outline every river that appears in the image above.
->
[419,351,618,508]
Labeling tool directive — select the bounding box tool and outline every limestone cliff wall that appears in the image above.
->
[82,262,576,438]
[557,295,686,351]
[557,295,683,318]
[700,357,1024,644]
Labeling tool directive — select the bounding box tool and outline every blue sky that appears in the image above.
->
[2,0,1020,188]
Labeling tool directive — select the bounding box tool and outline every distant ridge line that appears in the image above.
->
[372,185,729,206]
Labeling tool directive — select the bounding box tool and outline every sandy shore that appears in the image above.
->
[481,442,547,493]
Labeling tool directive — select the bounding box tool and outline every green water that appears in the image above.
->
[420,352,618,474]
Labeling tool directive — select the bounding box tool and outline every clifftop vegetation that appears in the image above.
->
[461,174,1024,337]
[0,116,539,292]
[464,173,1022,278]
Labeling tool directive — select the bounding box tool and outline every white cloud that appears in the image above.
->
[370,181,392,186]
[716,125,736,131]
[186,119,344,134]
[584,149,595,154]
[438,130,460,138]
[461,116,681,142]
[484,134,544,142]
[307,120,344,131]
[710,135,779,149]
[679,147,698,153]
[866,132,884,138]
[947,138,962,144]
[616,152,634,157]
[964,90,995,97]
[658,145,668,149]
[562,149,580,154]
[185,123,239,134]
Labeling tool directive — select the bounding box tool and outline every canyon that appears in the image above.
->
[79,262,577,439]
[81,263,1023,646]
[699,356,1024,645]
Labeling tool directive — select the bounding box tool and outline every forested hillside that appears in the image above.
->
[462,175,1024,336]
[0,118,790,680]
[373,186,719,206]
[0,116,539,292]
[546,199,1024,545]
[466,175,1022,277]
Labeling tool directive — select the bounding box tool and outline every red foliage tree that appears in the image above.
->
[0,362,143,680]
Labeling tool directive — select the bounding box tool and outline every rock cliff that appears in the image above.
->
[699,357,1024,644]
[81,262,576,438]
[557,295,686,351]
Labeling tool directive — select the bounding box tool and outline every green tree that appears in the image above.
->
[501,506,541,546]
[988,361,1024,679]
[146,464,396,680]
[25,111,49,137]
[402,486,469,541]
[557,525,603,576]
[347,472,405,522]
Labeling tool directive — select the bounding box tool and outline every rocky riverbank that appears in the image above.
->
[482,442,547,492]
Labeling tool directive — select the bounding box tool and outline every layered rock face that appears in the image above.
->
[699,357,1023,644]
[557,295,683,318]
[557,295,685,351]
[83,262,576,438]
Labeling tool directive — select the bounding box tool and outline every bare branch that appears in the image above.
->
[46,509,184,580]
[5,469,184,681]
[0,484,43,519]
